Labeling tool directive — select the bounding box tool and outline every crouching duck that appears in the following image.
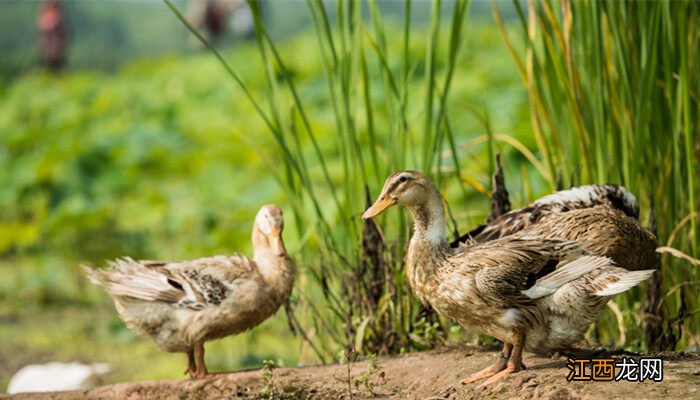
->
[83,205,295,379]
[454,183,640,244]
[453,184,659,272]
[363,171,654,386]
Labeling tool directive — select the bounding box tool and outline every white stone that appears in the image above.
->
[7,362,111,394]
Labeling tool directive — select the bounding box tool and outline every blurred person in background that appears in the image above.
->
[187,0,257,45]
[37,0,69,71]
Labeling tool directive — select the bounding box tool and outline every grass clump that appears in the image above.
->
[495,0,699,349]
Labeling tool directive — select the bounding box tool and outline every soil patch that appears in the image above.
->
[2,348,698,399]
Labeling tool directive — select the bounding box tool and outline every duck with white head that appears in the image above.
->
[83,204,295,379]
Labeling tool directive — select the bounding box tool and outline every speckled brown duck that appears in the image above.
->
[453,185,659,272]
[455,183,640,243]
[83,205,295,379]
[363,171,654,386]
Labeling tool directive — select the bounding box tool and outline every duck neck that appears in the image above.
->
[403,187,450,301]
[405,186,450,280]
[407,187,448,246]
[252,228,295,295]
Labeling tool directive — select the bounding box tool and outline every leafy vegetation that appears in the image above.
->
[164,0,546,360]
[0,0,697,390]
[170,0,699,360]
[0,3,529,387]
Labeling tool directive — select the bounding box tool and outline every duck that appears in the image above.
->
[83,204,295,379]
[362,171,654,386]
[513,205,659,270]
[452,184,659,272]
[453,183,641,244]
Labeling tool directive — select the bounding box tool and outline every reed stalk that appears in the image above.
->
[495,0,699,349]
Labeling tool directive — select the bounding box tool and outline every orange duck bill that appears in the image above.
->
[362,196,396,219]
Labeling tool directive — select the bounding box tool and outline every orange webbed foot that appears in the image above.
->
[192,370,208,379]
[461,364,502,384]
[476,361,526,388]
[462,342,513,384]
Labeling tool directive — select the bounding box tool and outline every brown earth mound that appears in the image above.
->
[2,348,698,399]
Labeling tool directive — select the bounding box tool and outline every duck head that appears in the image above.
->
[253,204,286,256]
[363,170,435,219]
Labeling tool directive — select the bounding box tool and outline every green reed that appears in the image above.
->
[495,0,699,349]
[166,0,698,359]
[166,0,473,359]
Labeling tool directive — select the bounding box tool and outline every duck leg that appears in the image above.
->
[477,335,526,387]
[461,342,513,384]
[185,349,197,377]
[193,343,209,379]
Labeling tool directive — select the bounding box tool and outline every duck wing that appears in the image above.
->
[458,237,613,306]
[452,184,639,246]
[515,205,659,271]
[83,255,256,310]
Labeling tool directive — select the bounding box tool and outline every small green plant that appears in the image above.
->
[258,359,300,400]
[336,345,359,400]
[408,317,446,350]
[335,347,386,398]
[353,353,386,397]
[259,359,281,400]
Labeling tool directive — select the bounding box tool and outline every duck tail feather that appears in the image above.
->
[82,262,182,303]
[594,270,655,297]
[81,264,106,287]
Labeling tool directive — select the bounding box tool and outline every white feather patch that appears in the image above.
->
[522,256,612,299]
[534,185,596,206]
[533,184,637,213]
[594,270,655,297]
[498,308,521,327]
[424,223,447,243]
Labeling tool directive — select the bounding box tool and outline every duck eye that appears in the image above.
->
[399,176,408,183]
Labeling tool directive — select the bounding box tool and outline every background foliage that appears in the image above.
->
[0,0,697,390]
[496,0,699,350]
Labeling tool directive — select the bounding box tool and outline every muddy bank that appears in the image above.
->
[2,348,699,399]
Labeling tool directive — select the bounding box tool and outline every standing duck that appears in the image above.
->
[83,205,295,379]
[363,171,654,386]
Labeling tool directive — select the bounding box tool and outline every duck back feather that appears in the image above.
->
[454,184,640,245]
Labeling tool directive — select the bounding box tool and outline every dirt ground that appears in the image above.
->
[2,347,699,400]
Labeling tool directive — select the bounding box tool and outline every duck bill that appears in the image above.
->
[270,228,286,256]
[362,196,396,219]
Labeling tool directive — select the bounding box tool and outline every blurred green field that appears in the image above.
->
[0,18,532,389]
[2,0,697,391]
